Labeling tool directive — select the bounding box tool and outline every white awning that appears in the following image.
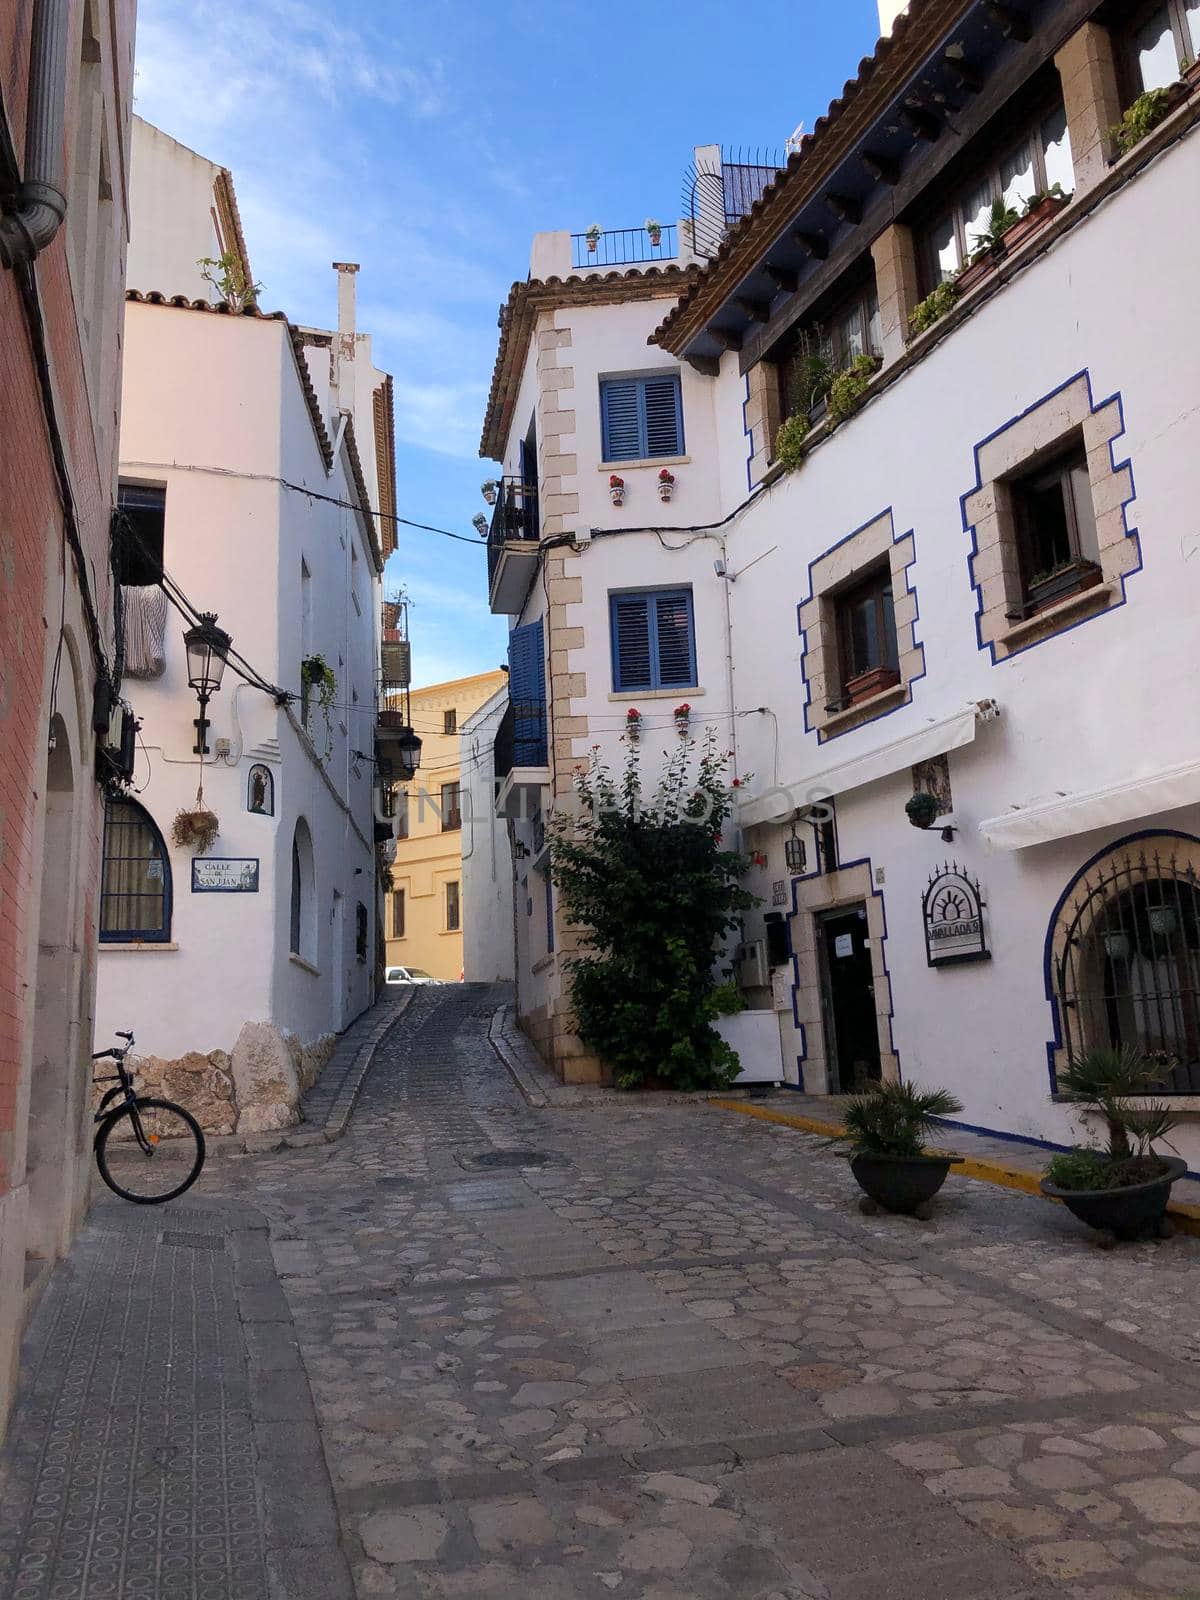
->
[739,703,986,828]
[980,755,1200,851]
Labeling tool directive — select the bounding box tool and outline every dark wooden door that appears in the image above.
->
[820,905,881,1093]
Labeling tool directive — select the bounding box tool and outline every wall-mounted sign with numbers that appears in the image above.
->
[922,863,989,967]
[771,879,786,907]
[191,858,260,893]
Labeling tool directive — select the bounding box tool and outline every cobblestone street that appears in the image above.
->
[5,984,1200,1599]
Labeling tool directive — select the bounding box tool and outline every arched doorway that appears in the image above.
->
[27,716,78,1261]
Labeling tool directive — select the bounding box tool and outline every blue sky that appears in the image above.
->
[132,0,880,688]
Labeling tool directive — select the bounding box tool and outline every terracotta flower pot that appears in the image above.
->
[844,665,901,705]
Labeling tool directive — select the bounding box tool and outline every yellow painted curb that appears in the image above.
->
[708,1098,1200,1237]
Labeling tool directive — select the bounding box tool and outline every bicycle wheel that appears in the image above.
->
[94,1097,206,1204]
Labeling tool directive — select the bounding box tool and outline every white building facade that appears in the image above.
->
[95,125,397,1133]
[481,0,1200,1168]
[459,686,516,982]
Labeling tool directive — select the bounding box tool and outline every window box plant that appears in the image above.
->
[838,1080,964,1218]
[827,352,880,427]
[1001,184,1070,252]
[645,217,663,248]
[609,473,625,506]
[1111,83,1187,157]
[908,280,960,339]
[1041,1046,1185,1243]
[657,467,675,502]
[1025,557,1102,614]
[1185,58,1200,89]
[844,664,901,705]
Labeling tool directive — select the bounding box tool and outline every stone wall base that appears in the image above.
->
[518,1002,610,1087]
[101,1024,337,1136]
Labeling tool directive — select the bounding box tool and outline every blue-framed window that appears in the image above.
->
[100,798,172,943]
[610,588,697,692]
[600,373,684,461]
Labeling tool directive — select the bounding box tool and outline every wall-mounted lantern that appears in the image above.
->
[784,826,807,874]
[183,612,231,755]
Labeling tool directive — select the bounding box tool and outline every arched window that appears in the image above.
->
[100,797,172,942]
[289,818,317,965]
[1050,835,1200,1094]
[248,763,274,815]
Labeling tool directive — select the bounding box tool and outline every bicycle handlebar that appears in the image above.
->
[116,1030,134,1041]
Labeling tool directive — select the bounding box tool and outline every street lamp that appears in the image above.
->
[395,726,422,781]
[183,612,231,754]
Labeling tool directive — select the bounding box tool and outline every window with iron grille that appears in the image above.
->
[600,373,684,461]
[443,708,457,735]
[610,588,697,693]
[100,798,171,942]
[1053,841,1200,1094]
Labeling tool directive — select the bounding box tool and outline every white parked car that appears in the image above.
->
[384,966,439,985]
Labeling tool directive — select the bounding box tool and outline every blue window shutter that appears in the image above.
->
[643,375,683,457]
[507,618,546,764]
[610,589,695,691]
[654,591,696,687]
[610,593,653,691]
[601,379,641,461]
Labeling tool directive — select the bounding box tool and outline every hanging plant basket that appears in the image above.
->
[609,473,625,506]
[658,468,675,503]
[171,804,220,854]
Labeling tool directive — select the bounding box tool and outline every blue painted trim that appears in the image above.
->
[1040,826,1200,1098]
[933,1115,1200,1183]
[741,372,754,495]
[795,508,926,746]
[960,369,1141,666]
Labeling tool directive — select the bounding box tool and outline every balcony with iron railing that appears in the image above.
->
[487,476,540,615]
[570,223,678,270]
[494,699,549,816]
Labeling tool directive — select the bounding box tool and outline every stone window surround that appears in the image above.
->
[787,856,899,1094]
[961,370,1139,665]
[798,510,925,744]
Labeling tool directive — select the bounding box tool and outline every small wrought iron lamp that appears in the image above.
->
[183,612,231,754]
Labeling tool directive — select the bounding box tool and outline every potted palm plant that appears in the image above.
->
[839,1079,964,1218]
[1002,183,1069,251]
[1042,1046,1185,1243]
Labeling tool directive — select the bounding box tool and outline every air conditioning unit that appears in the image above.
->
[736,939,769,989]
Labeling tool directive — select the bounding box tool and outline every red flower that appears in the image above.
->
[658,467,675,482]
[609,473,624,487]
[626,707,641,721]
[731,777,743,788]
[673,702,691,717]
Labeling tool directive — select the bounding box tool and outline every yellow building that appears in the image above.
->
[385,671,508,981]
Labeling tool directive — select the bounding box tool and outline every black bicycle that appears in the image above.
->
[92,1030,206,1204]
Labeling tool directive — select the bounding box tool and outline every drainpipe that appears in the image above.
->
[0,0,71,269]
